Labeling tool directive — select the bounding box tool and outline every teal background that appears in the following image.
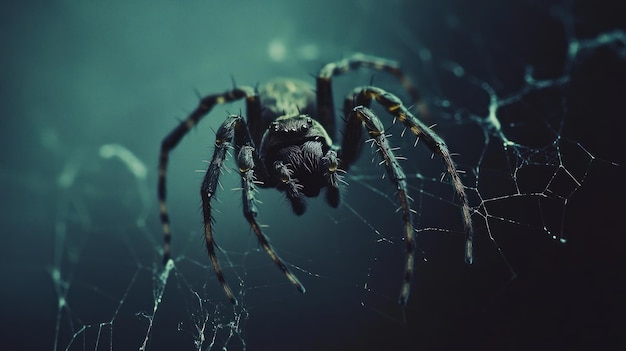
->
[1,0,625,350]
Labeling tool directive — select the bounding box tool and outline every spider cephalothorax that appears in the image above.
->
[158,54,474,306]
[259,114,338,214]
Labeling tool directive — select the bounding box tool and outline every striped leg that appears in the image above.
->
[343,86,474,305]
[159,86,256,264]
[200,115,244,304]
[345,106,416,306]
[238,146,306,297]
[357,87,474,264]
[200,115,304,304]
[316,53,423,141]
[350,86,474,265]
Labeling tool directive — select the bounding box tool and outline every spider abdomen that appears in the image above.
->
[259,79,316,121]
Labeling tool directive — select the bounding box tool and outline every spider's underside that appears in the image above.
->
[158,54,474,306]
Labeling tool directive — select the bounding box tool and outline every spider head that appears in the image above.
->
[260,114,332,155]
[270,114,313,134]
[259,114,336,212]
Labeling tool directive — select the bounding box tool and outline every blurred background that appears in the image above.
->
[1,0,625,350]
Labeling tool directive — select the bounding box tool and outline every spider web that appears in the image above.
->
[1,0,625,350]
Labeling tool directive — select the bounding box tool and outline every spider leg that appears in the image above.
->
[200,115,246,305]
[338,90,374,168]
[239,147,306,295]
[345,105,416,306]
[159,86,256,264]
[316,53,423,141]
[350,86,474,265]
[200,114,304,305]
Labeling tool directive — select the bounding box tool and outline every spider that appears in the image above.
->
[158,53,473,306]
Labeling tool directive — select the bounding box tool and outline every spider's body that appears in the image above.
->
[256,80,335,208]
[259,112,336,209]
[158,54,474,306]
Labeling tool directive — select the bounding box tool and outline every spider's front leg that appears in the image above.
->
[201,115,305,305]
[200,115,244,304]
[159,86,256,264]
[341,86,474,305]
[237,145,306,296]
[347,87,474,266]
[342,106,416,306]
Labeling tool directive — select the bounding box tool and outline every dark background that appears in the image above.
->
[1,0,625,350]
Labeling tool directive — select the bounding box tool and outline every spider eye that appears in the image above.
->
[271,121,279,131]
